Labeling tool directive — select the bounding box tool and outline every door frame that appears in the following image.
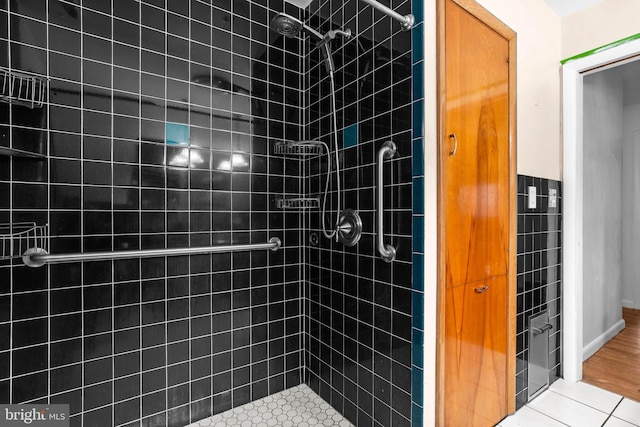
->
[562,37,640,382]
[436,0,517,423]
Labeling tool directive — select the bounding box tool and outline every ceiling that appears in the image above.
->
[541,0,605,17]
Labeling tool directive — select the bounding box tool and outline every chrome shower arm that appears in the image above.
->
[324,29,352,41]
[302,22,325,41]
[360,0,414,31]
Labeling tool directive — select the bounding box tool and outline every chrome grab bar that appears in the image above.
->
[23,237,282,268]
[360,0,415,31]
[377,141,397,263]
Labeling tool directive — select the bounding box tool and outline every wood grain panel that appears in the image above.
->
[583,308,640,401]
[437,0,517,424]
[443,0,510,288]
[445,276,508,426]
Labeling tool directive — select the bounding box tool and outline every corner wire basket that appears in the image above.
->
[0,66,47,109]
[276,197,320,209]
[0,223,49,263]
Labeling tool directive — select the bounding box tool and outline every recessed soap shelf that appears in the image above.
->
[0,223,48,262]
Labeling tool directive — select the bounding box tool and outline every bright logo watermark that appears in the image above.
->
[0,405,69,427]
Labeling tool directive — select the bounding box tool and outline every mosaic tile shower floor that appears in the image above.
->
[186,384,355,427]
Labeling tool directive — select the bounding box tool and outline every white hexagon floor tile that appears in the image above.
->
[186,384,355,427]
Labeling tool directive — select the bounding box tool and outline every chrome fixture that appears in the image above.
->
[0,66,47,108]
[278,0,415,30]
[23,238,282,268]
[270,13,324,40]
[274,140,324,156]
[283,0,313,8]
[1,222,48,261]
[270,14,352,243]
[277,197,321,209]
[360,0,414,31]
[269,12,351,73]
[528,311,553,400]
[377,141,397,262]
[273,139,339,241]
[336,208,363,247]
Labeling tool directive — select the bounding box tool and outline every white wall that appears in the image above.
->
[582,71,624,353]
[562,0,640,59]
[476,0,562,181]
[622,103,640,309]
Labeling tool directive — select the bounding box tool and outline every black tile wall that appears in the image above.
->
[515,175,563,408]
[302,1,414,426]
[0,1,307,426]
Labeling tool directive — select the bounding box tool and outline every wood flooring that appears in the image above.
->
[582,307,640,402]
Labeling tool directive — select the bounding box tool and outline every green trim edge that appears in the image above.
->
[561,32,640,65]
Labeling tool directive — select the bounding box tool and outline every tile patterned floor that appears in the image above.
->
[498,379,640,426]
[186,384,355,427]
[186,379,640,427]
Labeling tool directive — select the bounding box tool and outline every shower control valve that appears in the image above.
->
[336,209,362,247]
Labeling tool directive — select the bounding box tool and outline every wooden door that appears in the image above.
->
[438,0,516,425]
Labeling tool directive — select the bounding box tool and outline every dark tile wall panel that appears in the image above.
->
[0,1,306,426]
[515,175,563,408]
[302,1,416,426]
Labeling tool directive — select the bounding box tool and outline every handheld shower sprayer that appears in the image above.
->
[270,12,325,41]
[270,12,352,242]
[269,13,352,73]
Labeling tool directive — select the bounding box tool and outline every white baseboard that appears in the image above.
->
[622,299,640,310]
[582,319,626,361]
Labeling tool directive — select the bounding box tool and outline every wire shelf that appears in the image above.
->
[274,141,324,156]
[0,223,48,261]
[0,67,47,109]
[276,197,320,209]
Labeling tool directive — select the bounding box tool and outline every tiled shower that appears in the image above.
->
[0,1,424,426]
[302,0,421,426]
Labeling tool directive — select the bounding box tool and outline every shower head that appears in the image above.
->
[270,13,324,41]
[270,12,352,74]
[270,13,302,37]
